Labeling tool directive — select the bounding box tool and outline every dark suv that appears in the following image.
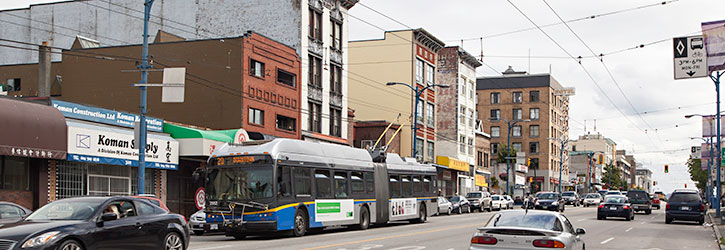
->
[666,189,705,224]
[465,191,492,212]
[626,190,652,214]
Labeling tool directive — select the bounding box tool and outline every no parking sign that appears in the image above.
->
[195,187,206,210]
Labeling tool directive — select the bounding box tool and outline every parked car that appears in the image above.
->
[448,195,471,214]
[437,196,452,215]
[666,189,705,224]
[503,195,515,209]
[131,194,170,212]
[465,191,492,212]
[597,195,634,221]
[0,202,32,226]
[561,191,581,206]
[582,193,603,207]
[490,195,505,211]
[0,196,190,250]
[626,190,652,214]
[469,210,586,250]
[650,194,661,209]
[534,192,565,212]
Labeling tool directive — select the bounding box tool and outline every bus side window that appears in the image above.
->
[401,176,411,197]
[334,171,349,198]
[277,166,291,197]
[389,175,400,198]
[364,172,374,193]
[315,170,332,198]
[293,167,311,197]
[413,176,422,195]
[423,176,432,194]
[351,172,364,193]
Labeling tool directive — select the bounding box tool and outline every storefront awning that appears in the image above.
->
[0,97,67,159]
[163,123,250,156]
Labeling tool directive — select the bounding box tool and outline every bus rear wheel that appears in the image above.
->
[293,209,308,237]
[412,205,427,223]
[356,206,370,230]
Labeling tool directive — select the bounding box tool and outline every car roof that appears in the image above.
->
[605,195,627,198]
[672,189,698,193]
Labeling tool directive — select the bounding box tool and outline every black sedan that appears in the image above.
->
[0,196,190,250]
[534,192,565,212]
[447,195,471,214]
[597,195,634,221]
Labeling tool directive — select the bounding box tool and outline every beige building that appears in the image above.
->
[476,68,571,192]
[348,29,445,161]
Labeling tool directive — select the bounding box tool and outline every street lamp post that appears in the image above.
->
[548,137,568,193]
[490,118,530,195]
[387,82,449,160]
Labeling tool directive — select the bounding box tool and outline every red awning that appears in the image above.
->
[0,97,67,159]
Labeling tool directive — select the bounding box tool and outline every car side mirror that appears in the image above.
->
[100,213,118,222]
[575,228,586,235]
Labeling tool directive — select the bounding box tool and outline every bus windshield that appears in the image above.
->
[206,166,274,200]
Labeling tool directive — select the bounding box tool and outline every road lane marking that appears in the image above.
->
[301,223,481,250]
[625,227,633,232]
[195,246,233,250]
[640,221,645,224]
[600,237,615,244]
[577,218,587,221]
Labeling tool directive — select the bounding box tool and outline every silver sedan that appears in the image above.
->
[469,210,586,250]
[437,196,452,215]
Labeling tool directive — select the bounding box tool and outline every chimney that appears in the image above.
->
[38,41,52,97]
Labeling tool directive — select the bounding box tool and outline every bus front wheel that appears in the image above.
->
[293,209,308,237]
[412,205,427,223]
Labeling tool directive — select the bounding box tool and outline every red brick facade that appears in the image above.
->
[0,190,33,210]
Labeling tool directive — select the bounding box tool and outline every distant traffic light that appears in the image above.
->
[664,165,669,173]
[598,155,604,164]
[684,183,687,188]
[527,158,531,166]
[653,181,657,186]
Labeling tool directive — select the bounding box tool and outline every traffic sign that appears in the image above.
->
[673,35,708,79]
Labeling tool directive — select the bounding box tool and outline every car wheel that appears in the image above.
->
[193,230,204,236]
[164,232,184,250]
[626,214,632,221]
[597,216,602,220]
[59,240,84,250]
[357,206,370,229]
[467,206,471,213]
[447,207,452,215]
[646,209,651,215]
[665,216,673,224]
[232,233,246,240]
[458,207,462,214]
[699,218,705,225]
[293,209,308,237]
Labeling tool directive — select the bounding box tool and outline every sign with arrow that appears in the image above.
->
[673,35,708,79]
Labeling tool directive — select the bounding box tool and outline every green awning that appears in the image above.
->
[163,123,235,142]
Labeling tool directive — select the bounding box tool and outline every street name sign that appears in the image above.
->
[673,35,708,79]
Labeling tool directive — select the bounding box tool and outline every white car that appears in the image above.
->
[503,195,515,209]
[189,209,222,235]
[582,193,603,207]
[470,210,587,250]
[491,195,505,210]
[437,196,452,215]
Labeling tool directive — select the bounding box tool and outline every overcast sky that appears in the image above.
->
[3,0,725,194]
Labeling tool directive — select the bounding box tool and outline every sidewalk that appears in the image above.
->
[708,209,724,250]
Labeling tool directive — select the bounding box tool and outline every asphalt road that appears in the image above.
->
[189,204,718,250]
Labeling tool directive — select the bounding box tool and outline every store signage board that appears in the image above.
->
[702,20,725,73]
[673,35,708,79]
[52,100,163,132]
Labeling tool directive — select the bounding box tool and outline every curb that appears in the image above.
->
[708,211,723,250]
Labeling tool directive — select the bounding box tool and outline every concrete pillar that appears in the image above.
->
[38,41,52,97]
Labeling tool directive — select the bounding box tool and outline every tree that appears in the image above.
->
[687,157,707,193]
[496,144,517,164]
[601,163,624,190]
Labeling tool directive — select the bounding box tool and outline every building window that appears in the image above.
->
[330,20,342,50]
[309,8,322,41]
[330,108,342,137]
[477,151,483,167]
[530,142,539,153]
[490,109,500,120]
[309,102,322,133]
[491,143,499,155]
[468,109,475,128]
[469,81,474,99]
[0,157,29,191]
[512,142,522,153]
[530,108,540,120]
[512,92,523,103]
[426,64,435,85]
[249,107,264,125]
[468,138,474,156]
[461,78,467,96]
[530,91,540,102]
[415,138,424,160]
[277,69,296,87]
[276,115,296,132]
[459,135,466,153]
[491,126,500,138]
[416,59,424,83]
[250,59,264,78]
[512,125,522,137]
[308,56,322,87]
[460,106,466,127]
[513,109,522,120]
[417,99,424,124]
[491,92,500,104]
[530,125,540,138]
[330,64,342,94]
[426,141,434,162]
[5,78,21,91]
[426,102,435,127]
[484,153,489,167]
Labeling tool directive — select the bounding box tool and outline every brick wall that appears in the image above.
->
[0,190,33,209]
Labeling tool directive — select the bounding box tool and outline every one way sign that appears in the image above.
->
[673,35,707,79]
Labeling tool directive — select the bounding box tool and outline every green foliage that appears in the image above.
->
[687,157,707,193]
[496,144,517,164]
[489,177,499,189]
[601,163,625,190]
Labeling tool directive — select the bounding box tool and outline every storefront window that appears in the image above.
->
[0,156,29,191]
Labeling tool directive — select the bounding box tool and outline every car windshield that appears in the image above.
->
[488,213,562,231]
[448,196,461,202]
[206,166,274,200]
[562,192,575,196]
[26,200,100,220]
[585,194,600,198]
[466,193,482,198]
[492,196,501,200]
[669,193,701,203]
[536,193,558,199]
[627,192,648,200]
[606,197,627,203]
[607,191,620,195]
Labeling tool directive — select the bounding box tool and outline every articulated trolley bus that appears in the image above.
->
[201,139,438,239]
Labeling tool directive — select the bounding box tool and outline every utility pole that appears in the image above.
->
[714,71,723,221]
[137,0,155,195]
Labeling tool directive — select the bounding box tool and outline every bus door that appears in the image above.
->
[374,163,389,223]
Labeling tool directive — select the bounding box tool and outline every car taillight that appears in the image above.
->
[623,205,630,210]
[666,204,671,210]
[646,201,650,205]
[702,204,706,211]
[598,204,605,209]
[471,236,497,245]
[532,239,565,248]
